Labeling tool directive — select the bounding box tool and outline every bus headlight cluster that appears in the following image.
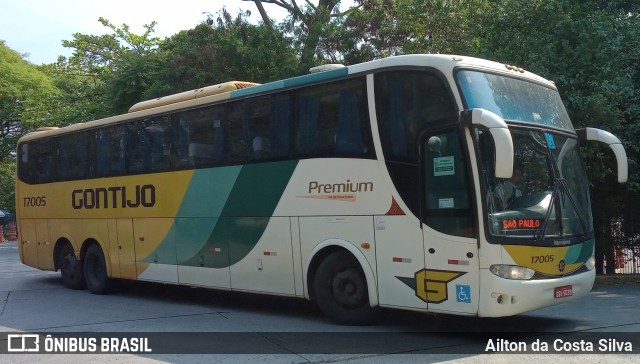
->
[490,265,535,280]
[584,255,596,270]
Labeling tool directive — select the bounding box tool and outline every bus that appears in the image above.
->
[16,54,628,325]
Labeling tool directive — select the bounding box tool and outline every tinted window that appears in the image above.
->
[424,129,475,237]
[244,94,291,161]
[18,141,54,184]
[227,102,248,164]
[19,79,374,184]
[227,93,292,164]
[56,132,91,181]
[294,78,372,158]
[96,126,126,177]
[375,71,457,162]
[174,106,225,169]
[124,117,173,174]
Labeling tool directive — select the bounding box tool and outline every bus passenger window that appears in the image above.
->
[56,132,90,181]
[295,94,320,155]
[227,102,249,164]
[96,127,126,177]
[174,106,225,169]
[335,90,367,154]
[145,117,171,172]
[375,71,457,162]
[28,140,54,184]
[294,77,372,158]
[242,94,291,161]
[126,122,152,174]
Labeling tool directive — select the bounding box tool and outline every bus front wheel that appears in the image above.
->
[59,243,84,290]
[313,250,380,325]
[83,244,110,294]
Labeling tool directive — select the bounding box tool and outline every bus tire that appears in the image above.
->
[83,244,110,295]
[59,243,84,290]
[313,250,381,325]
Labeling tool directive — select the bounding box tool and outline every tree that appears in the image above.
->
[0,41,62,214]
[61,17,161,79]
[149,9,298,95]
[57,17,163,115]
[245,0,349,72]
[0,41,58,156]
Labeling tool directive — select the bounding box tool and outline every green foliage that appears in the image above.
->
[96,10,298,114]
[103,50,169,113]
[0,41,59,152]
[325,0,489,63]
[61,17,161,79]
[38,60,112,125]
[0,42,62,214]
[261,0,343,72]
[162,11,297,91]
[0,160,16,214]
[58,17,164,115]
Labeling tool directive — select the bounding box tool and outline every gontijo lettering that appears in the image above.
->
[72,185,156,209]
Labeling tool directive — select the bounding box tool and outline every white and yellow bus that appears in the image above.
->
[16,55,628,324]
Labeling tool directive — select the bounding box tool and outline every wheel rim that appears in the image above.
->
[330,268,366,308]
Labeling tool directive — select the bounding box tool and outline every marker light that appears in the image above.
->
[490,265,535,280]
[585,255,596,270]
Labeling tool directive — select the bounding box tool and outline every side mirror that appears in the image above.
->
[576,128,628,183]
[463,109,514,178]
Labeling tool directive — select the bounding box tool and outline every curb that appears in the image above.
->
[595,274,640,285]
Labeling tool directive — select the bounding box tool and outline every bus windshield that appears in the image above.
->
[458,70,593,243]
[477,127,593,243]
[457,70,574,132]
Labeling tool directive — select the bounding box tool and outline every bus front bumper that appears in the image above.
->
[478,268,595,317]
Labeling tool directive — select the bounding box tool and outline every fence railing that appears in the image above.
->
[611,247,640,274]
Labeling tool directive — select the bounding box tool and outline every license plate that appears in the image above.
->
[554,285,573,299]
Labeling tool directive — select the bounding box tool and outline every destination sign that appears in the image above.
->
[502,218,543,230]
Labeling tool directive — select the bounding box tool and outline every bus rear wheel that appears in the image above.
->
[313,250,380,325]
[83,244,110,294]
[59,243,84,290]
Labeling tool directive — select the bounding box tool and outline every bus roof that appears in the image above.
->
[18,54,555,143]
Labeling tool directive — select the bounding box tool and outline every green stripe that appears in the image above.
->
[564,239,594,264]
[230,81,285,98]
[143,161,299,268]
[229,67,349,99]
[141,166,242,265]
[184,160,298,267]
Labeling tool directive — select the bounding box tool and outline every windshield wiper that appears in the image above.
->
[536,147,589,241]
[535,182,559,241]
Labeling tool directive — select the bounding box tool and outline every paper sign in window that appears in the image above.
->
[433,156,455,176]
[439,198,454,208]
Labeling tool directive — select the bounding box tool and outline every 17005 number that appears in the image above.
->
[23,196,46,207]
[531,254,554,264]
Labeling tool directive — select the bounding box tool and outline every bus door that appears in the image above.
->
[421,127,480,315]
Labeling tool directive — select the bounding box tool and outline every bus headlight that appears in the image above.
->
[584,255,596,270]
[490,265,535,280]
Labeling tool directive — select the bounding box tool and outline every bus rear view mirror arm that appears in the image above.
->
[462,108,514,179]
[576,127,628,183]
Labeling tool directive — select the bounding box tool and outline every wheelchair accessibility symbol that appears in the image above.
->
[456,285,471,303]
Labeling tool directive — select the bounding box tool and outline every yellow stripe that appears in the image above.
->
[503,245,581,275]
